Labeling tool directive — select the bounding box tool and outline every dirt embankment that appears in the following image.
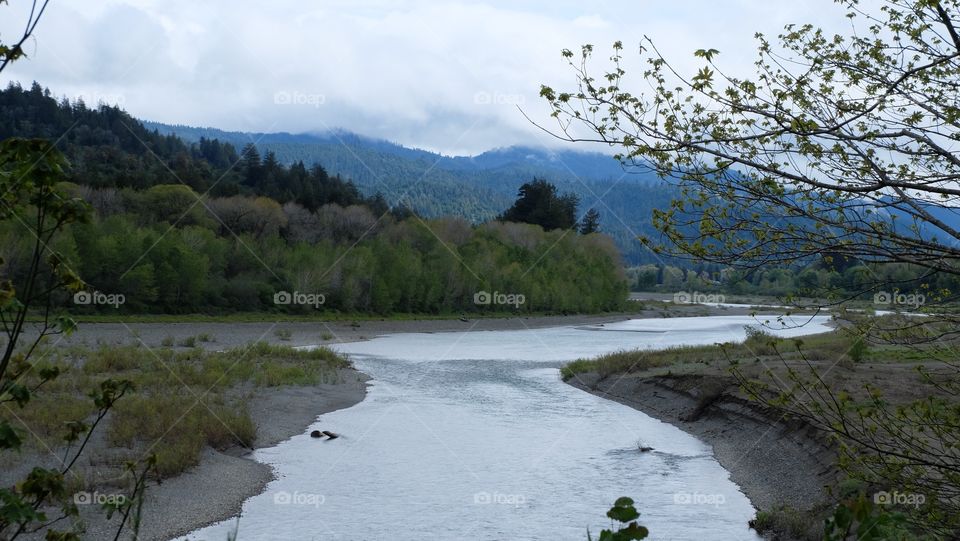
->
[567,372,839,515]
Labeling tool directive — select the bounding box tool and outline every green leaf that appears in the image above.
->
[0,421,22,450]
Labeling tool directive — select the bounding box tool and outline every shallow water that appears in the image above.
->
[180,314,831,541]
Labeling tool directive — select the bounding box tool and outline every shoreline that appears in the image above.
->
[39,302,793,353]
[78,368,370,541]
[566,372,839,535]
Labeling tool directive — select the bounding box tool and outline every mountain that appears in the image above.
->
[141,122,637,182]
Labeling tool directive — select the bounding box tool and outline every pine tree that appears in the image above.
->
[579,208,601,234]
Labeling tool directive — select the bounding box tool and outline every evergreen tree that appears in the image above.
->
[240,143,263,187]
[499,178,579,231]
[579,208,601,234]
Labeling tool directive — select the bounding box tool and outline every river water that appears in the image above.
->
[180,315,831,541]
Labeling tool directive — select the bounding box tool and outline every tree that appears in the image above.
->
[207,194,287,238]
[499,178,579,231]
[539,2,960,300]
[580,208,601,234]
[142,184,209,226]
[540,0,960,535]
[240,143,263,187]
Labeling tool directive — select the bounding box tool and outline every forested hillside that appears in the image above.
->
[0,82,628,315]
[0,182,627,314]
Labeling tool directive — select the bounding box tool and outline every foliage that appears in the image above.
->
[823,489,930,541]
[0,137,149,538]
[0,82,630,315]
[580,208,601,234]
[587,497,649,541]
[541,2,960,286]
[6,342,349,479]
[750,506,820,541]
[498,178,579,231]
[0,82,390,214]
[544,1,960,535]
[625,260,960,308]
[0,186,628,315]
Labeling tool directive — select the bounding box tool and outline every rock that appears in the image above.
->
[639,446,654,452]
[322,431,339,440]
[310,430,323,438]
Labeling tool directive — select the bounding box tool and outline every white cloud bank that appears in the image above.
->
[0,0,846,154]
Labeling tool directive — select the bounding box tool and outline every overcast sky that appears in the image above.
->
[1,0,847,155]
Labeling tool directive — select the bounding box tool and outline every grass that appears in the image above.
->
[750,507,821,541]
[560,327,872,381]
[109,394,258,476]
[561,341,747,381]
[2,341,351,479]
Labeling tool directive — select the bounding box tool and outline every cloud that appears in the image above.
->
[0,0,847,155]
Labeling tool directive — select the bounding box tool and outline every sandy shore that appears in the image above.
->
[156,372,367,541]
[68,368,369,541]
[567,372,838,526]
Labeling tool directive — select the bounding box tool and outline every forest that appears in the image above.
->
[0,83,627,316]
[627,259,956,303]
[0,81,681,265]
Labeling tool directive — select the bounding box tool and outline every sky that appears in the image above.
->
[1,0,848,155]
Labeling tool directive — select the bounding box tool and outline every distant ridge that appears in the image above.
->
[141,121,638,183]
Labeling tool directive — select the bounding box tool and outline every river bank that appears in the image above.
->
[567,372,838,518]
[0,342,368,541]
[91,370,370,541]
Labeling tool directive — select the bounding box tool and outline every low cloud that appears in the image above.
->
[1,0,845,155]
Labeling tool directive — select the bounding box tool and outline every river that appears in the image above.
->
[179,314,832,540]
